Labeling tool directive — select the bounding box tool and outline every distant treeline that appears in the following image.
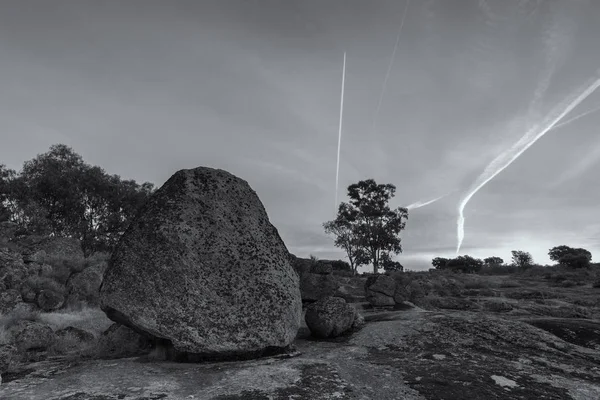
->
[0,144,155,256]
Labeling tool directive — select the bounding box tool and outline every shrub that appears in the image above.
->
[22,276,66,297]
[479,264,518,275]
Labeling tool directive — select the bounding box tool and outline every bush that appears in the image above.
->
[479,264,518,275]
[22,276,66,297]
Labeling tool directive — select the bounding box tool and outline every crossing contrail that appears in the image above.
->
[370,0,411,136]
[551,103,600,130]
[405,192,451,210]
[334,52,346,213]
[456,71,600,254]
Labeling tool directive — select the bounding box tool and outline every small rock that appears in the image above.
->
[305,296,357,338]
[36,290,64,311]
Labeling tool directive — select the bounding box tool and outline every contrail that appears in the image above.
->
[405,192,451,210]
[456,72,600,254]
[370,0,410,136]
[334,52,346,213]
[552,104,600,130]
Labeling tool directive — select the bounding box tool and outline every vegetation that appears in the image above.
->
[324,179,408,274]
[548,245,592,268]
[511,250,534,268]
[484,256,504,266]
[0,144,154,256]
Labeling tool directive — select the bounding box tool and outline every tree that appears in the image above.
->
[323,219,368,276]
[511,250,533,268]
[0,164,16,222]
[446,255,483,273]
[5,144,155,255]
[381,252,404,272]
[432,257,450,270]
[484,256,504,266]
[325,179,408,274]
[548,245,592,268]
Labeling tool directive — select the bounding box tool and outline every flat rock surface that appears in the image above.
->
[2,309,600,399]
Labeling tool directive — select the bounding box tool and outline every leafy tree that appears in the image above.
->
[511,250,533,268]
[558,253,591,269]
[323,219,368,276]
[381,253,404,272]
[0,164,16,221]
[484,256,504,266]
[432,257,451,270]
[326,179,408,274]
[446,255,483,273]
[4,144,154,255]
[548,245,592,268]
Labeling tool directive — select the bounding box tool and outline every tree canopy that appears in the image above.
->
[548,245,592,268]
[511,250,533,268]
[324,179,408,274]
[0,144,154,255]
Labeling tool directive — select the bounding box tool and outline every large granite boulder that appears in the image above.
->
[305,296,360,338]
[100,167,302,360]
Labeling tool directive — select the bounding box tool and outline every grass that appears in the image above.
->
[36,306,113,335]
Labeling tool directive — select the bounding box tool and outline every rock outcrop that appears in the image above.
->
[100,167,302,360]
[365,275,396,306]
[304,296,361,338]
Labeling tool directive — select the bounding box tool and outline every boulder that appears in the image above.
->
[305,296,359,338]
[8,320,54,351]
[365,275,396,306]
[100,167,302,360]
[36,290,65,311]
[20,284,37,303]
[0,344,17,374]
[97,323,151,359]
[310,263,333,275]
[300,272,340,302]
[289,254,312,277]
[66,264,104,306]
[0,289,23,314]
[22,249,46,264]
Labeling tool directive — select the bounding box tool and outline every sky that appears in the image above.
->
[1,0,600,271]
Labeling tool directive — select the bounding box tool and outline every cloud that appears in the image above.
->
[551,138,600,187]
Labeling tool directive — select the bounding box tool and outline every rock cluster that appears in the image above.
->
[0,230,87,313]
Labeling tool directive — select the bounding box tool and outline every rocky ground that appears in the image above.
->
[2,297,600,399]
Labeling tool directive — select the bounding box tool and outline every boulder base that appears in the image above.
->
[100,167,302,360]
